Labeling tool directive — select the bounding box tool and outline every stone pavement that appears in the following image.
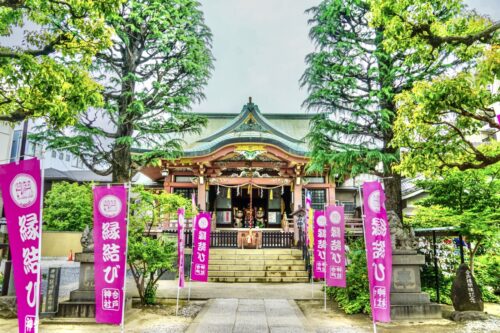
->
[127,280,324,300]
[186,298,312,333]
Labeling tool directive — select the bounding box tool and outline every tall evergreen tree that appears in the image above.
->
[34,0,213,182]
[301,0,456,217]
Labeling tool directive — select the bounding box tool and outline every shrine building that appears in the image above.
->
[140,99,357,229]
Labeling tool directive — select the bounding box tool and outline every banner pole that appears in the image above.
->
[188,216,195,302]
[120,182,131,333]
[35,152,45,332]
[359,184,378,333]
[176,284,181,316]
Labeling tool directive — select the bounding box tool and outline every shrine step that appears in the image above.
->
[206,248,308,283]
[208,277,310,283]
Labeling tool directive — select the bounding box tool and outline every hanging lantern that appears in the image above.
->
[269,188,274,200]
[227,187,231,199]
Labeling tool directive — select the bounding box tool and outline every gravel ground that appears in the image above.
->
[298,300,500,333]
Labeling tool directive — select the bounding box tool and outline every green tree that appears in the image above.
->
[34,0,213,182]
[301,0,454,217]
[409,164,500,273]
[0,0,119,126]
[128,186,194,305]
[370,0,500,175]
[43,182,93,231]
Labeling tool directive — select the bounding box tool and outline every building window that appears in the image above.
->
[65,154,71,162]
[341,201,355,215]
[9,130,22,161]
[173,188,196,200]
[58,152,64,160]
[309,189,326,210]
[51,150,57,158]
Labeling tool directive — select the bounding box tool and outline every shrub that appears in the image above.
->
[326,239,371,314]
[43,182,93,231]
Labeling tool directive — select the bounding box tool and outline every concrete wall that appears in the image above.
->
[41,231,83,257]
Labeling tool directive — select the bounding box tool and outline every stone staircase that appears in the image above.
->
[208,249,309,283]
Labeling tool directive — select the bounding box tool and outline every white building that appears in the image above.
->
[0,123,14,216]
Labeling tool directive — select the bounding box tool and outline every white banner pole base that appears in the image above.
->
[373,322,377,333]
[323,278,327,311]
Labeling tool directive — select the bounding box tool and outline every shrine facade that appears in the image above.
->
[140,100,340,228]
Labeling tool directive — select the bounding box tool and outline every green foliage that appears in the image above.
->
[474,255,500,303]
[0,0,120,126]
[128,186,193,305]
[326,239,371,314]
[43,182,93,231]
[370,0,500,174]
[409,165,500,274]
[34,0,213,182]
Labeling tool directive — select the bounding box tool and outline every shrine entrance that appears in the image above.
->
[208,185,293,228]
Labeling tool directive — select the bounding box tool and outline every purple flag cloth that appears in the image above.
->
[362,181,392,323]
[325,206,346,287]
[313,210,327,279]
[177,208,185,288]
[190,212,211,282]
[93,185,128,325]
[0,159,42,333]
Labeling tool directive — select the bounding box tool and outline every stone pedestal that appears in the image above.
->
[57,252,96,318]
[390,250,441,319]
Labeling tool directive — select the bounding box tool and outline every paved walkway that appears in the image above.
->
[127,280,324,300]
[186,298,312,333]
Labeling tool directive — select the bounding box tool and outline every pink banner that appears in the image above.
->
[325,206,346,287]
[177,208,185,288]
[190,212,211,282]
[313,210,326,279]
[0,159,42,333]
[305,192,312,248]
[93,185,128,325]
[362,181,392,323]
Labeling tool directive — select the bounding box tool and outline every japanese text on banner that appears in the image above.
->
[0,158,42,333]
[362,181,392,323]
[325,206,346,288]
[93,185,128,325]
[191,212,211,282]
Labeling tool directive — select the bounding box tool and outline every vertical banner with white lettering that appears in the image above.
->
[190,212,211,282]
[313,210,327,279]
[362,181,392,323]
[0,159,42,333]
[177,208,185,288]
[305,191,313,248]
[325,206,346,287]
[93,185,128,325]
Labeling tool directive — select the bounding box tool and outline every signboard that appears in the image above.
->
[362,181,392,323]
[190,212,211,282]
[325,206,346,287]
[44,267,61,314]
[0,158,42,333]
[93,185,129,325]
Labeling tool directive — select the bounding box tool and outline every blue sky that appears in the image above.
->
[195,0,500,114]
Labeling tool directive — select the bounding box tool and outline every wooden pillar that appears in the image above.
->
[163,173,171,193]
[328,181,336,205]
[293,182,302,211]
[197,180,206,211]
